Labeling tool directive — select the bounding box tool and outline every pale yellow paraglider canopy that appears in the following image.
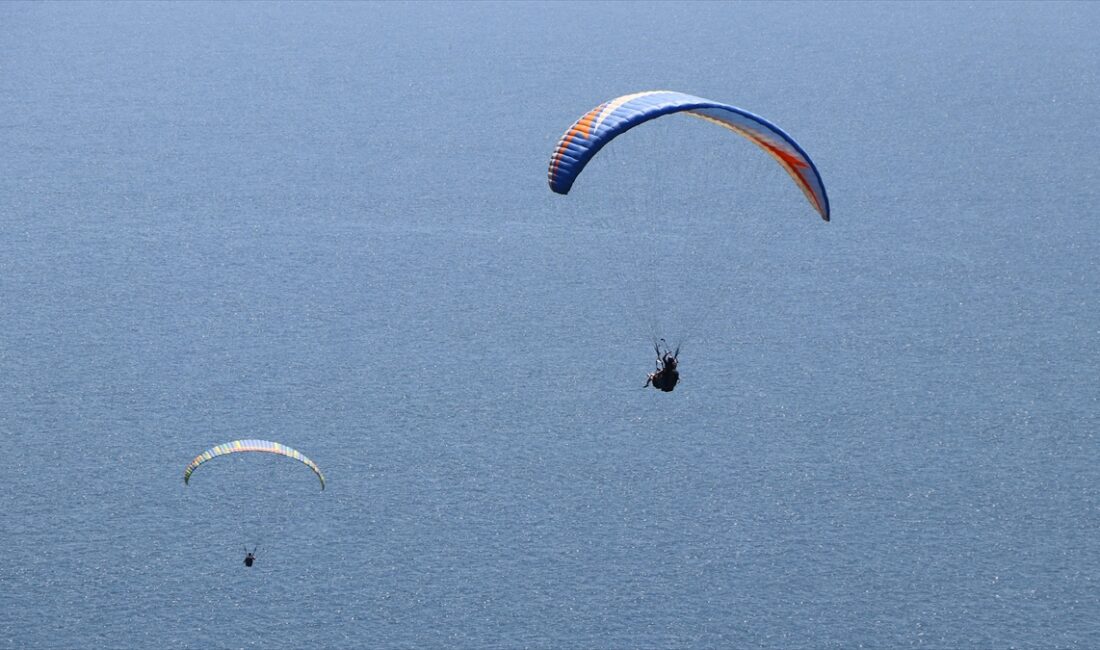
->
[183,440,325,490]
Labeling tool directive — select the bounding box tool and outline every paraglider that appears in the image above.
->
[184,441,324,565]
[548,91,830,390]
[183,440,326,490]
[644,339,680,392]
[547,90,830,220]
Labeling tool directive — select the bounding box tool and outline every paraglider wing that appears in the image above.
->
[547,90,830,221]
[183,440,326,490]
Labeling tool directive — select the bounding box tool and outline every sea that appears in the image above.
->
[1,2,1097,648]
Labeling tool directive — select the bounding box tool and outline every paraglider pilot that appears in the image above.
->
[644,340,680,392]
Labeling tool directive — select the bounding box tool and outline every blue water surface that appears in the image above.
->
[1,2,1097,648]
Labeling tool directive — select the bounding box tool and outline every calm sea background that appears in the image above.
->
[1,2,1097,648]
